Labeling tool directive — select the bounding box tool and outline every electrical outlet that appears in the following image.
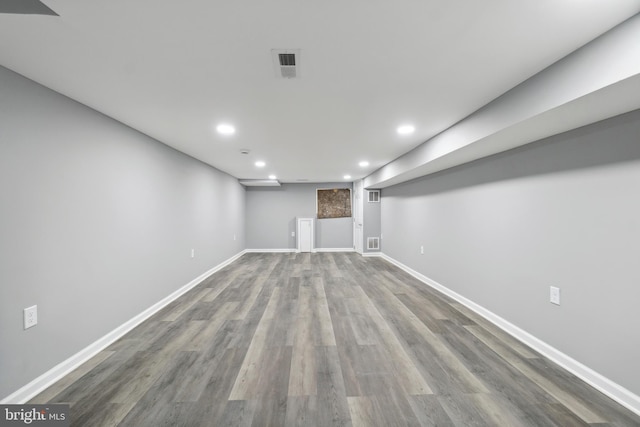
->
[420,245,424,254]
[191,249,195,258]
[233,234,236,241]
[291,231,295,237]
[550,286,560,305]
[24,305,37,329]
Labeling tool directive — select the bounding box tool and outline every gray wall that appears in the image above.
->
[246,183,353,250]
[363,190,381,253]
[0,66,246,399]
[381,109,640,396]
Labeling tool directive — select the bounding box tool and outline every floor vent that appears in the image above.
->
[272,49,300,79]
[367,237,380,250]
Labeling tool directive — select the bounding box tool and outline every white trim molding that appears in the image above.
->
[1,250,247,404]
[362,252,383,257]
[380,253,640,417]
[245,248,355,253]
[244,248,297,253]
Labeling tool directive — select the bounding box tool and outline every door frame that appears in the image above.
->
[296,217,315,253]
[353,180,364,254]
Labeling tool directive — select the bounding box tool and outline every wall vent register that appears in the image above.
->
[272,49,300,79]
[367,237,380,250]
[368,190,380,203]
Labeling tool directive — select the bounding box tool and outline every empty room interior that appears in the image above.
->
[2,1,640,426]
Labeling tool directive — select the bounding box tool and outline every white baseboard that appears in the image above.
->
[244,248,297,253]
[362,252,382,257]
[245,248,355,253]
[380,253,640,417]
[1,250,247,404]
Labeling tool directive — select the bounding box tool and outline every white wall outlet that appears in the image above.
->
[291,231,295,237]
[550,286,561,305]
[420,245,424,254]
[24,305,37,329]
[233,234,236,241]
[191,249,195,258]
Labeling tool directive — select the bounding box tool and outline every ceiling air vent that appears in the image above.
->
[272,49,300,79]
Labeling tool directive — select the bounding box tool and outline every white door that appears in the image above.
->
[298,218,313,252]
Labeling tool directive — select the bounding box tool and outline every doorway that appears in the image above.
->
[297,217,314,252]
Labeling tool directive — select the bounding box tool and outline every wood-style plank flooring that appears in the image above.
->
[31,253,640,426]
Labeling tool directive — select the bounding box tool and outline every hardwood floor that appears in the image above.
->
[31,253,640,426]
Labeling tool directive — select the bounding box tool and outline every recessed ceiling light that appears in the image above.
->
[344,175,352,180]
[397,125,415,135]
[359,161,369,167]
[216,124,235,135]
[268,174,277,180]
[255,161,266,168]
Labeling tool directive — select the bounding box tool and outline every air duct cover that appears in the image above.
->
[272,49,301,79]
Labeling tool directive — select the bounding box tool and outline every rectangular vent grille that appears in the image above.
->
[368,190,380,203]
[281,66,296,79]
[367,237,380,250]
[279,54,296,66]
[272,49,300,79]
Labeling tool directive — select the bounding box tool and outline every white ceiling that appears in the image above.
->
[1,0,639,183]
